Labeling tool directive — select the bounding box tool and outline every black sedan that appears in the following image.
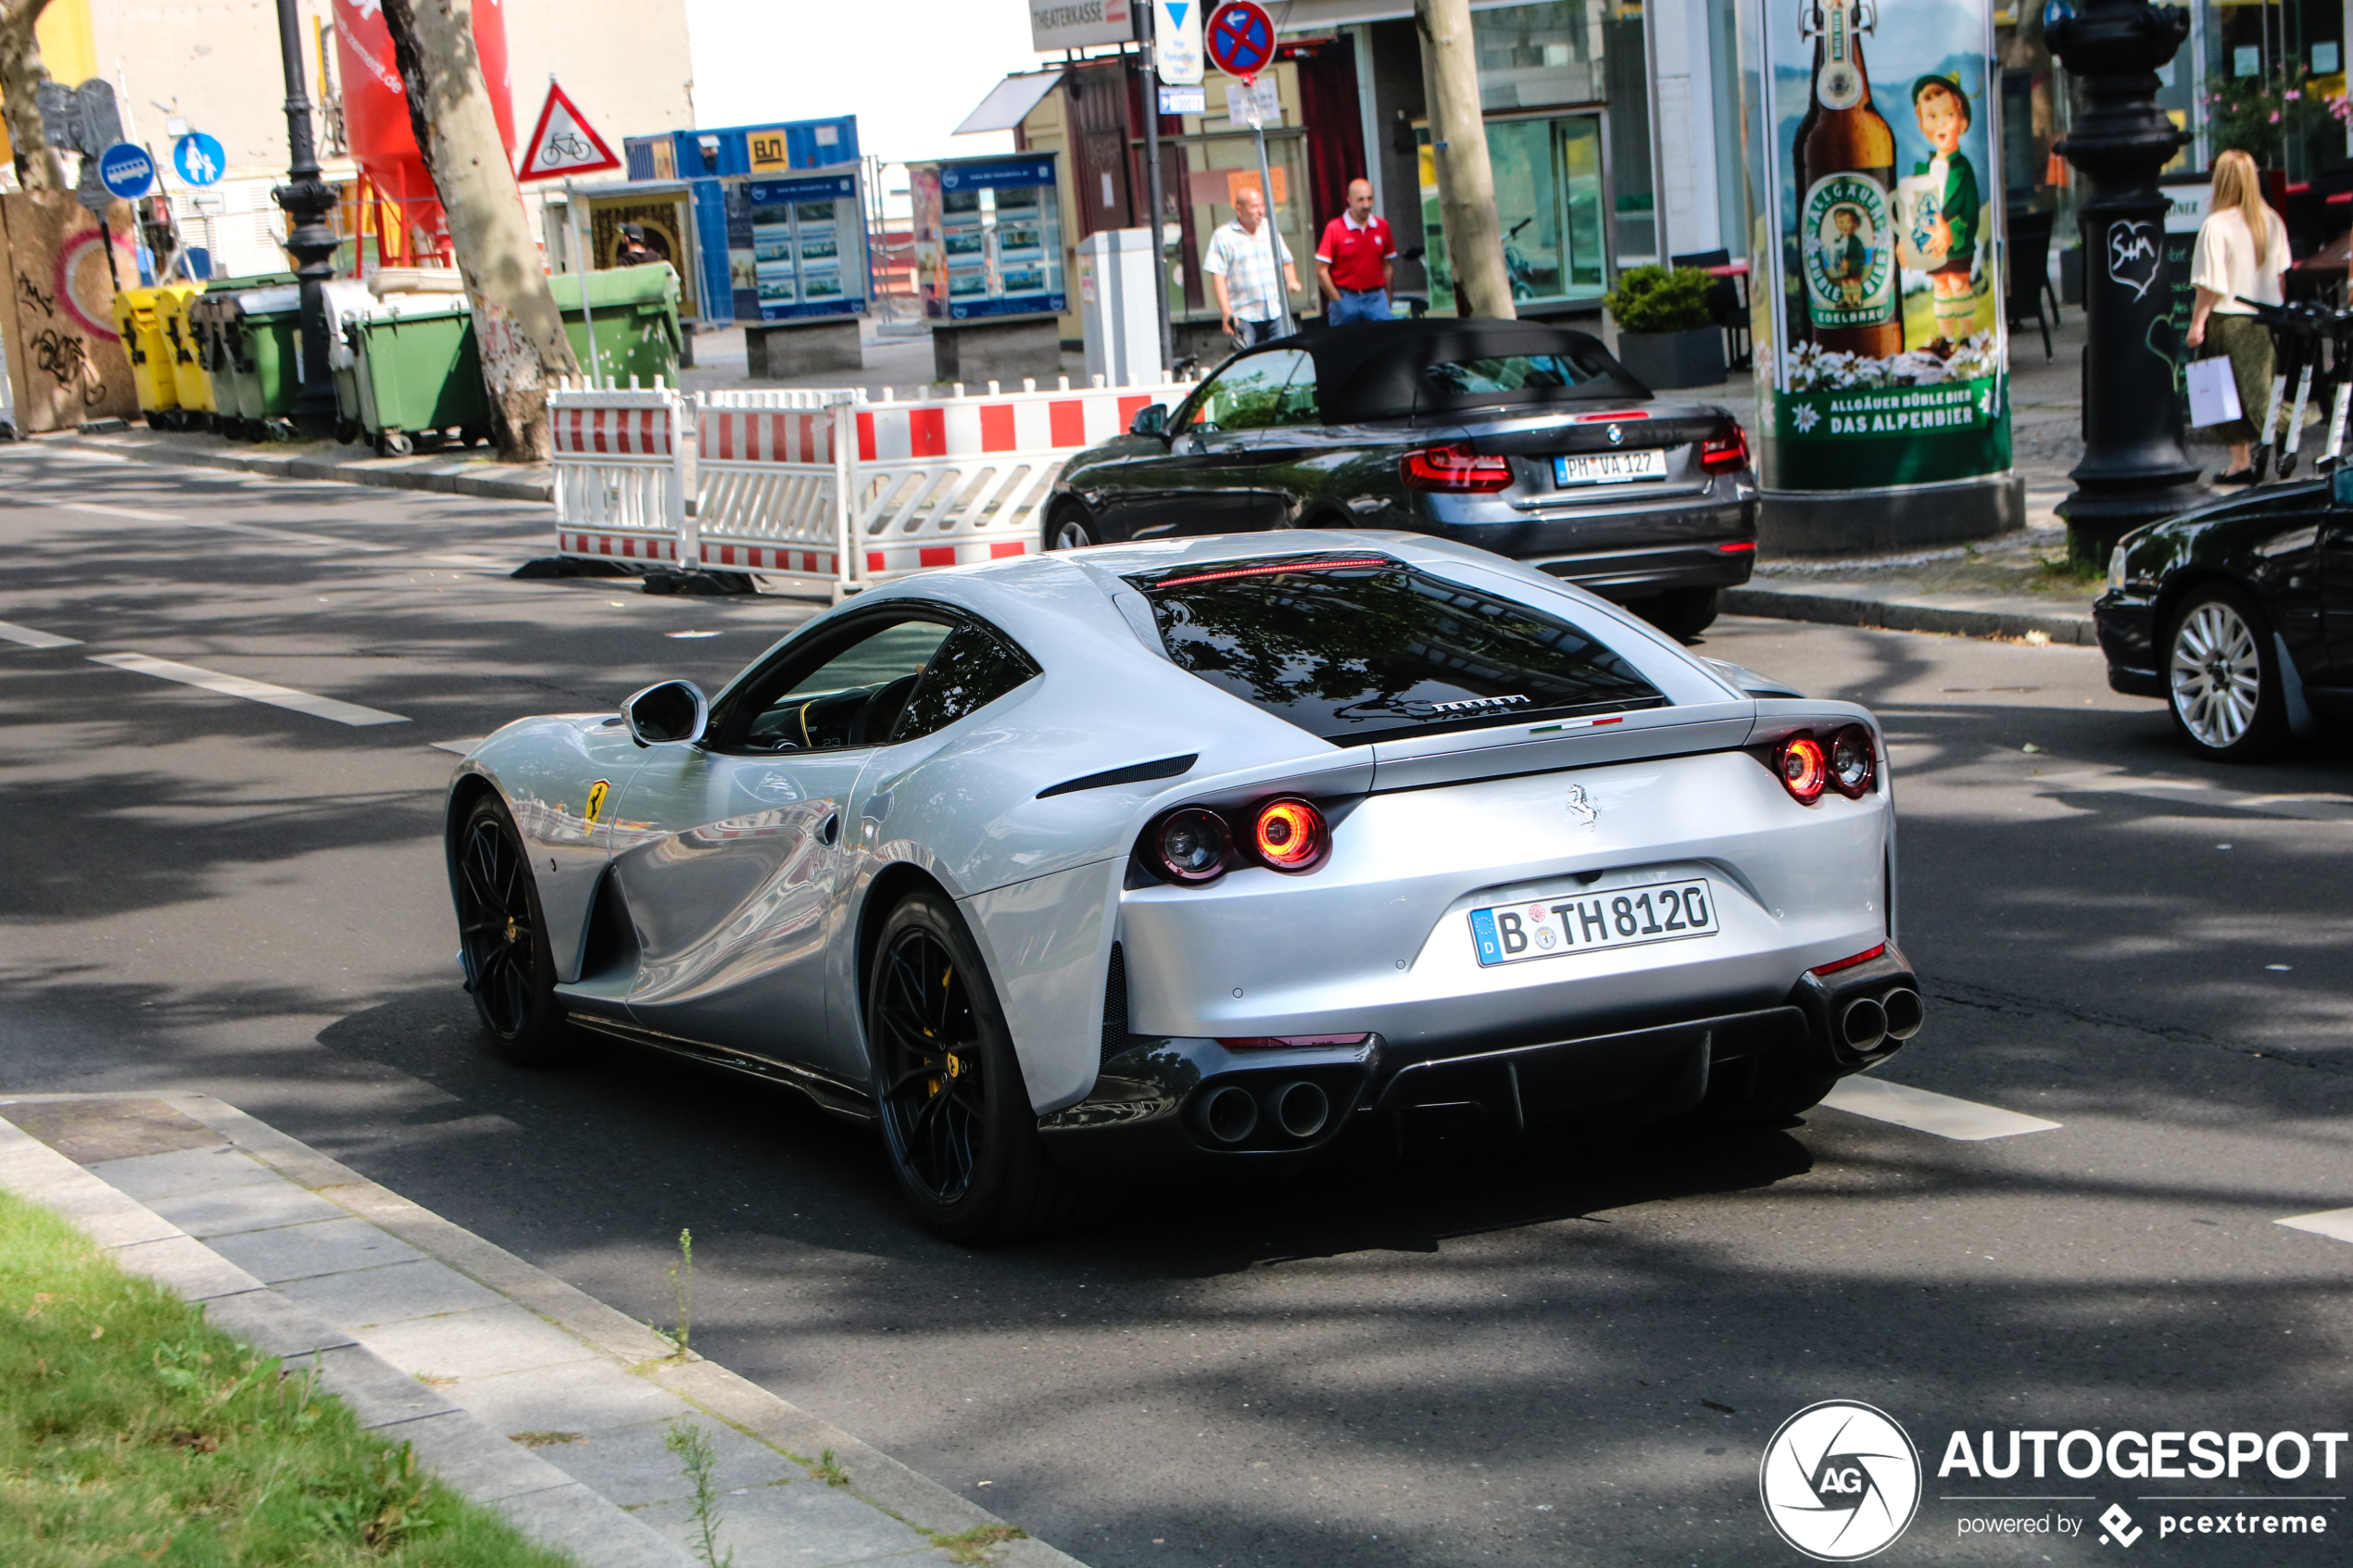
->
[1042,319,1757,639]
[2095,472,2353,760]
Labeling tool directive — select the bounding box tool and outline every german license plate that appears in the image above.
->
[1554,450,1668,486]
[1468,879,1718,967]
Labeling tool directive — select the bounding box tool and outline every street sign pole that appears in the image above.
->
[1135,6,1173,376]
[1207,5,1288,338]
[1252,122,1286,336]
[563,180,605,388]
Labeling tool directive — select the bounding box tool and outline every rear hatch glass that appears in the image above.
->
[1126,553,1667,746]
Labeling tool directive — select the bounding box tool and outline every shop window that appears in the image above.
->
[1416,115,1605,312]
[1168,132,1315,322]
[1472,1,1603,110]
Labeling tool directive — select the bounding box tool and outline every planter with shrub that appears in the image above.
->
[1604,265,1726,389]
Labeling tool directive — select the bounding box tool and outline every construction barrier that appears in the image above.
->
[548,379,690,566]
[548,374,1195,597]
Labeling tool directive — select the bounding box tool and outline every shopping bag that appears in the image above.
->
[2187,355,2243,428]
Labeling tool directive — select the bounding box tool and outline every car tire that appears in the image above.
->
[1635,587,1720,641]
[2165,583,2287,762]
[866,890,1110,1243]
[453,795,575,1068]
[1045,506,1101,551]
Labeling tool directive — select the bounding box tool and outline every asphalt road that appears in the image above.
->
[4,442,2350,1567]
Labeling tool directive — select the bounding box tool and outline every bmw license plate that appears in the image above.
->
[1554,450,1667,486]
[1468,879,1718,967]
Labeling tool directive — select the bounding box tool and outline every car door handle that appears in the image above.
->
[819,812,839,847]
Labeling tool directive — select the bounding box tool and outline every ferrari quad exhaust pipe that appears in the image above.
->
[1881,986,1924,1041]
[1200,1085,1260,1145]
[1271,1080,1330,1140]
[1839,997,1890,1055]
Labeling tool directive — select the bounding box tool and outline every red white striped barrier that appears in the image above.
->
[547,380,689,567]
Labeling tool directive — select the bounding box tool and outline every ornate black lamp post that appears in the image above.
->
[273,0,340,435]
[2046,0,2208,563]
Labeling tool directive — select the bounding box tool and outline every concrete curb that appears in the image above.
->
[0,1091,1082,1568]
[50,431,554,504]
[1724,585,2100,646]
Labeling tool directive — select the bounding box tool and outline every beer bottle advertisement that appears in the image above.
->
[1752,0,2010,493]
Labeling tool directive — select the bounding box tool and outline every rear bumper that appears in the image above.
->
[1038,947,1921,1175]
[1415,483,1758,600]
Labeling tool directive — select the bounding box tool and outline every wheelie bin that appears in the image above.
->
[341,291,483,457]
[155,282,214,431]
[112,287,184,430]
[212,283,302,440]
[549,263,684,387]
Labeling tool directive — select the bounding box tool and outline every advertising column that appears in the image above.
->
[1750,0,2020,551]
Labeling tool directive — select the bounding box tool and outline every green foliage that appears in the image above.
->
[662,1420,733,1568]
[2202,54,2353,168]
[812,1449,849,1486]
[0,1187,575,1567]
[927,1524,1027,1565]
[666,1228,693,1356]
[1604,265,1718,334]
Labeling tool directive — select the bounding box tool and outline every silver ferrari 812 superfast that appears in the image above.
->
[447,533,1921,1240]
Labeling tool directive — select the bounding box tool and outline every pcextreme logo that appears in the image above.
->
[1759,1400,1923,1561]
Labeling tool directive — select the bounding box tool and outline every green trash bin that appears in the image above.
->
[215,283,304,440]
[341,291,485,458]
[548,263,683,387]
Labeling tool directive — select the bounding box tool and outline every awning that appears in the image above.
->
[954,71,1066,137]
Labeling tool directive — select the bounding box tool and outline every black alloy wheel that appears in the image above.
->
[454,796,572,1066]
[867,891,1109,1241]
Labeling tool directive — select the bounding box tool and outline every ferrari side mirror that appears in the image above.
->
[623,680,709,747]
[1129,403,1169,440]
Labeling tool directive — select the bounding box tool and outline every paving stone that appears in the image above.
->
[536,1412,802,1509]
[205,1216,423,1283]
[147,1179,352,1238]
[306,1343,457,1429]
[444,1356,691,1436]
[275,1256,507,1327]
[31,1181,182,1248]
[3,1098,224,1163]
[633,1474,934,1567]
[356,1301,599,1383]
[88,1145,280,1201]
[394,1409,577,1504]
[108,1234,265,1301]
[492,1483,699,1568]
[200,1289,359,1359]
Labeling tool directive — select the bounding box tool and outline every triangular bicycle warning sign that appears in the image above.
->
[517,81,621,182]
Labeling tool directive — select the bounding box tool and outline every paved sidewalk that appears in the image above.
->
[0,1092,1079,1568]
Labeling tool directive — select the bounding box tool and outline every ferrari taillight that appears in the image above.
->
[1251,798,1328,872]
[1699,422,1750,473]
[1152,809,1230,884]
[1828,724,1876,798]
[1400,444,1513,493]
[1777,735,1829,805]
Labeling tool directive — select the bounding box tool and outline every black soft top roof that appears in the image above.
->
[1281,317,1652,423]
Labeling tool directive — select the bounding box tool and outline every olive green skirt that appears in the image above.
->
[2199,312,2274,446]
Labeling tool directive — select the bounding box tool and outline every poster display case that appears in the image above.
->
[911,154,1066,320]
[734,167,869,322]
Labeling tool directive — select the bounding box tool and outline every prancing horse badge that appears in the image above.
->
[1565,784,1598,824]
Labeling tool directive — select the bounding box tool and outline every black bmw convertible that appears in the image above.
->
[1042,320,1757,639]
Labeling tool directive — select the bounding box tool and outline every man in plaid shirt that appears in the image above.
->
[1202,187,1300,346]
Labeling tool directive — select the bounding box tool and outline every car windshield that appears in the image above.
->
[1126,554,1666,746]
[1423,351,1617,397]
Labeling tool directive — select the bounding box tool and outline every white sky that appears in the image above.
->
[684,0,1059,167]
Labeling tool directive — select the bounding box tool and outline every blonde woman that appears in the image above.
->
[2185,149,2292,483]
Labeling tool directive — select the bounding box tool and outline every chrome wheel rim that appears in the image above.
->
[2170,600,2262,750]
[1051,518,1092,551]
[875,927,987,1204]
[457,817,535,1037]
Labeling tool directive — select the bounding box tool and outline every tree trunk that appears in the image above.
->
[0,0,66,193]
[1415,0,1513,320]
[379,0,576,462]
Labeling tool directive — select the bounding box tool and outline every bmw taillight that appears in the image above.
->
[1828,724,1876,798]
[1777,735,1828,805]
[1400,443,1513,493]
[1699,421,1750,474]
[1152,809,1230,884]
[1250,798,1329,872]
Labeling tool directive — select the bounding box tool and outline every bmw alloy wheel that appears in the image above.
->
[1049,513,1098,550]
[2168,597,2263,751]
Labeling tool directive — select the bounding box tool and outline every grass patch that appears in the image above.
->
[0,1186,577,1567]
[2033,553,2107,590]
[927,1524,1026,1564]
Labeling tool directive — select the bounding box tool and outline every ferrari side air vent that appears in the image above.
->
[1100,943,1129,1066]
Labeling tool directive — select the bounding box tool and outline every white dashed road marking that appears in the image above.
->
[0,620,82,648]
[61,501,177,521]
[2275,1209,2353,1245]
[90,653,408,727]
[1819,1075,2062,1140]
[430,738,484,756]
[62,499,397,553]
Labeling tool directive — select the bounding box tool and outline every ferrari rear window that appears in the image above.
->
[1127,555,1666,746]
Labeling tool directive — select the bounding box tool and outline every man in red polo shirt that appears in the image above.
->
[1315,178,1396,325]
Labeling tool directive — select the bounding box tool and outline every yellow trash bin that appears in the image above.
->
[111,287,182,429]
[155,282,213,427]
